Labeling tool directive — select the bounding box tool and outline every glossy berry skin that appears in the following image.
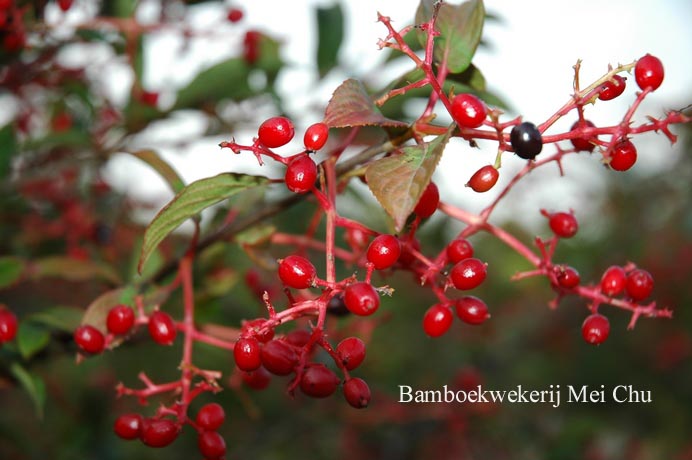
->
[634,54,664,91]
[0,308,18,343]
[114,413,143,440]
[467,165,499,193]
[344,282,380,316]
[446,238,474,264]
[196,403,225,431]
[626,269,654,301]
[285,154,317,193]
[570,119,597,152]
[549,212,578,238]
[455,296,490,325]
[58,0,73,12]
[422,304,454,338]
[600,265,627,296]
[234,337,262,371]
[198,431,226,459]
[106,304,135,335]
[450,93,487,128]
[449,258,487,290]
[278,255,316,289]
[74,325,105,354]
[261,339,298,375]
[300,364,340,398]
[557,266,580,289]
[598,75,626,101]
[336,337,366,370]
[148,311,177,345]
[609,140,637,171]
[343,378,371,409]
[258,116,295,148]
[285,329,312,347]
[366,234,401,270]
[227,8,243,23]
[510,122,542,159]
[140,418,179,448]
[303,122,329,151]
[241,366,272,390]
[582,314,610,345]
[413,182,439,218]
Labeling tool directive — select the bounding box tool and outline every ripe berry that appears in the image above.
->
[422,304,454,338]
[285,154,317,193]
[303,122,329,151]
[449,258,487,290]
[570,119,597,152]
[336,337,366,370]
[626,269,654,301]
[455,296,490,325]
[598,75,626,101]
[366,234,401,270]
[58,0,73,12]
[261,339,298,375]
[227,8,243,23]
[450,93,487,128]
[446,238,474,264]
[106,304,135,335]
[326,294,350,317]
[234,337,262,371]
[285,328,312,347]
[196,403,225,431]
[343,378,371,409]
[198,431,226,459]
[466,165,499,193]
[609,140,637,171]
[148,311,177,345]
[548,212,578,238]
[242,318,274,343]
[241,366,272,390]
[114,413,143,440]
[74,325,105,354]
[634,54,664,91]
[258,116,294,148]
[300,364,340,398]
[243,30,261,65]
[278,254,316,289]
[600,265,626,296]
[510,122,543,159]
[0,308,18,343]
[557,266,580,289]
[140,91,159,107]
[343,282,380,316]
[344,227,368,250]
[413,182,439,218]
[582,313,610,345]
[140,418,179,448]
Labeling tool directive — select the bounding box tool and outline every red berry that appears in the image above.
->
[0,308,18,343]
[242,318,274,343]
[74,325,105,354]
[598,75,626,101]
[450,93,487,128]
[234,337,262,371]
[258,116,295,148]
[455,296,490,325]
[58,0,73,12]
[582,313,610,345]
[344,227,368,250]
[303,122,329,151]
[548,211,578,238]
[366,234,401,270]
[634,54,664,91]
[343,282,380,316]
[609,140,637,171]
[336,337,366,370]
[114,413,143,440]
[626,269,654,301]
[449,258,487,290]
[446,238,474,264]
[148,311,177,345]
[285,155,317,193]
[466,165,499,193]
[51,112,72,132]
[140,418,179,448]
[106,304,135,335]
[300,364,340,398]
[140,91,159,107]
[196,403,225,431]
[227,8,243,23]
[422,304,454,338]
[343,378,371,409]
[413,182,439,218]
[198,431,226,459]
[570,119,597,152]
[285,329,312,347]
[241,366,272,390]
[0,0,11,10]
[278,254,316,289]
[261,339,298,375]
[600,265,626,296]
[557,266,580,289]
[243,30,261,65]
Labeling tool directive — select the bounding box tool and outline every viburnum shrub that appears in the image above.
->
[0,0,689,457]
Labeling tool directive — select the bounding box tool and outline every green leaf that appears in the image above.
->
[0,123,17,179]
[128,149,185,194]
[30,257,121,285]
[324,79,408,129]
[415,0,485,73]
[100,0,137,17]
[17,322,50,360]
[0,256,25,289]
[28,306,84,333]
[316,4,344,77]
[173,58,253,110]
[134,35,145,82]
[10,363,46,419]
[365,125,454,231]
[138,173,269,272]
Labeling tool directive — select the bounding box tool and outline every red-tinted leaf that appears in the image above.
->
[324,79,408,129]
